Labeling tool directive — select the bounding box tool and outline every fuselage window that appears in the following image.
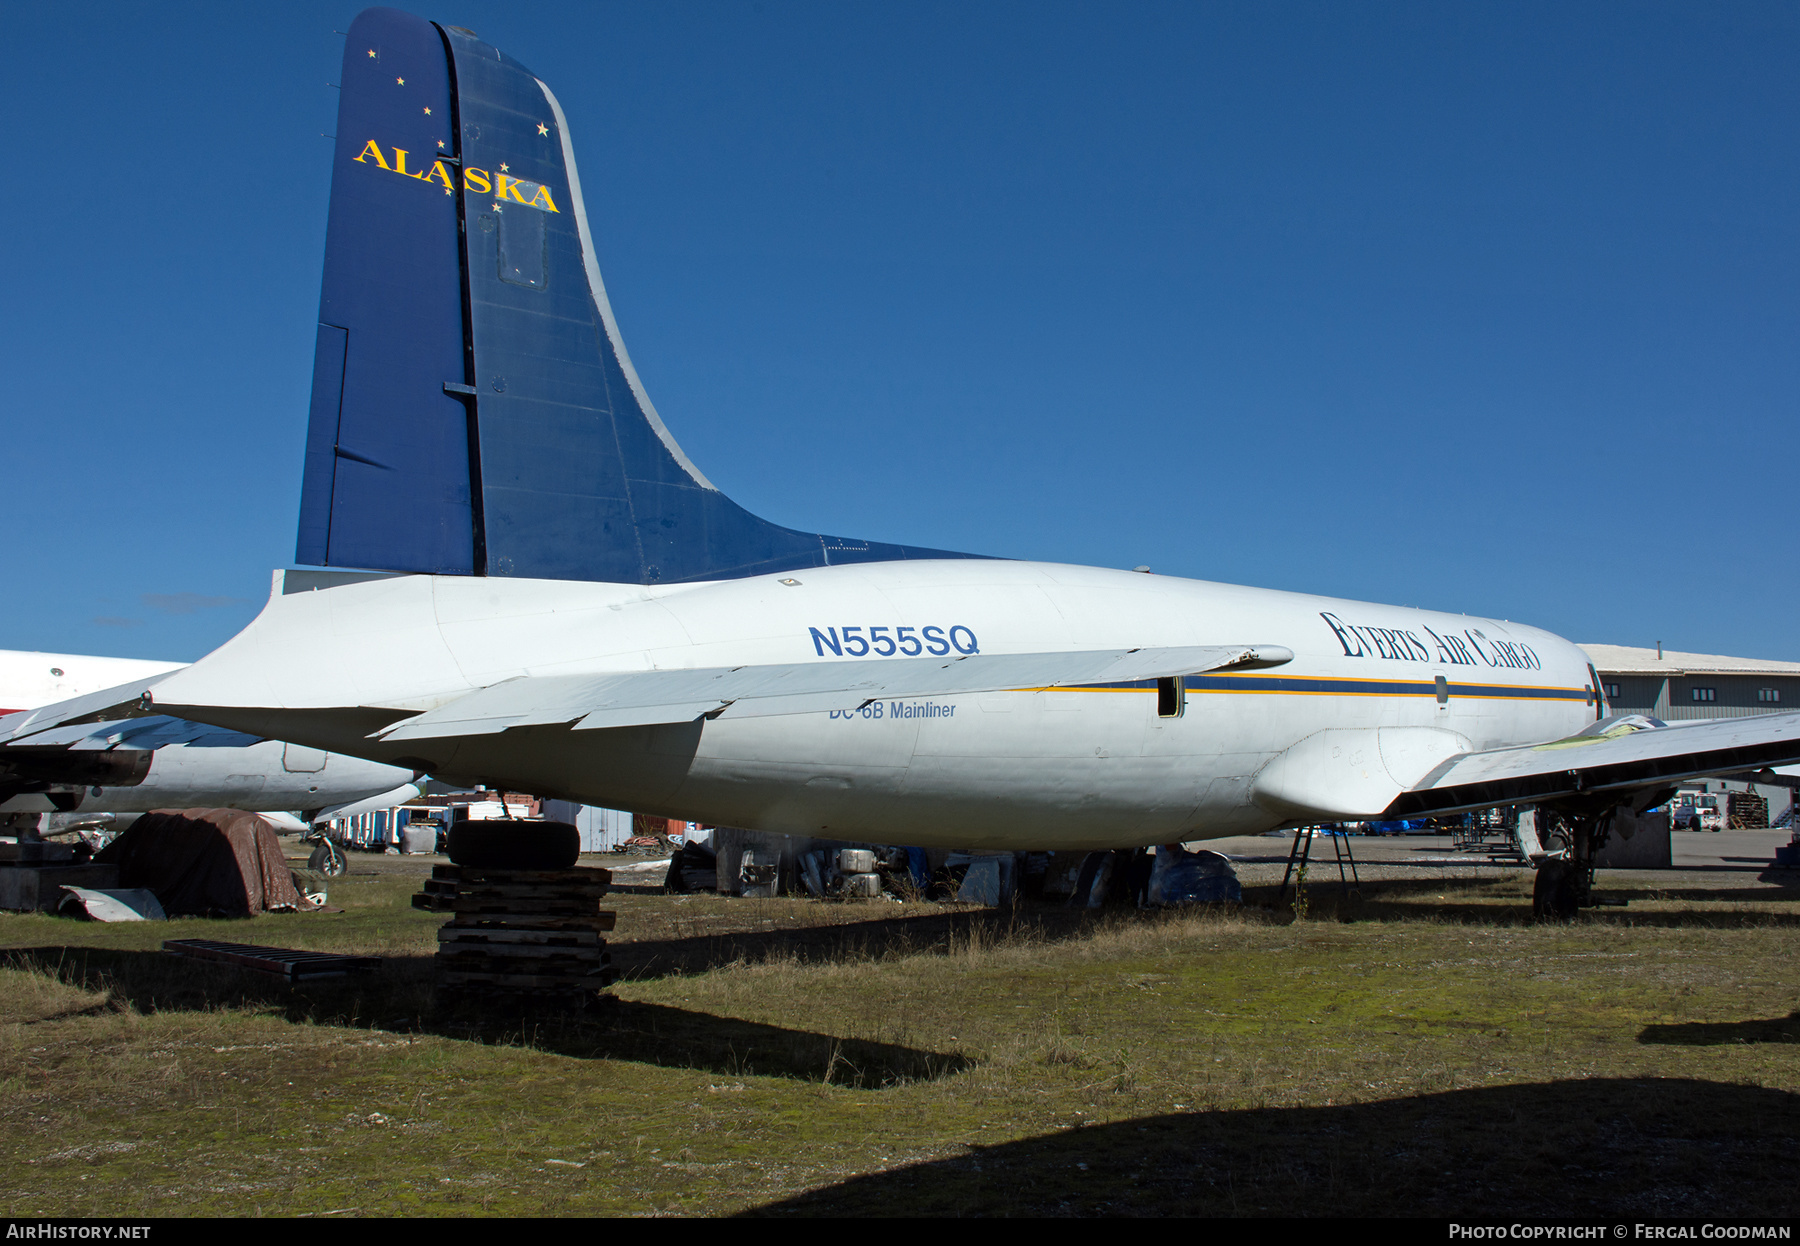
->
[1157,676,1184,718]
[1435,675,1449,705]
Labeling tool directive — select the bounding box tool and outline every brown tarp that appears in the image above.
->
[94,808,311,917]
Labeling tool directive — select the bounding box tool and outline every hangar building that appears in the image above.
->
[1581,643,1800,825]
[1579,644,1800,721]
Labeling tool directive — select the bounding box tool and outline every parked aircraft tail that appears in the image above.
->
[299,7,979,584]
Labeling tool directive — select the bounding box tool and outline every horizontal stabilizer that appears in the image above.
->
[372,644,1293,741]
[1387,711,1800,817]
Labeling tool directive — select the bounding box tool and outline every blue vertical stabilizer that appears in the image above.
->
[298,10,473,574]
[298,8,982,584]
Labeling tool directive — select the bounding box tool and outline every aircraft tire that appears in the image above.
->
[1532,860,1579,920]
[308,841,346,877]
[446,820,581,870]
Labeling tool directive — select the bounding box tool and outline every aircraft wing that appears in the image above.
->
[1386,711,1800,817]
[0,672,177,745]
[4,716,262,751]
[0,652,267,796]
[0,674,199,801]
[372,644,1296,741]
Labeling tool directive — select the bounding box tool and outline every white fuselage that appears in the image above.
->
[47,738,417,817]
[151,561,1599,849]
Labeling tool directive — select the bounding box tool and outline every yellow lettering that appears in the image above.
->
[464,168,490,194]
[353,139,390,170]
[527,183,560,213]
[393,148,425,178]
[495,174,532,204]
[424,160,455,190]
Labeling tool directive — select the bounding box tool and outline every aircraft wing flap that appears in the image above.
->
[373,643,1291,740]
[374,674,735,741]
[1091,645,1292,683]
[376,716,521,741]
[573,701,748,732]
[1387,710,1800,817]
[711,690,887,721]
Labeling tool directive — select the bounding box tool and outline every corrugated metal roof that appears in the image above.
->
[1579,644,1800,676]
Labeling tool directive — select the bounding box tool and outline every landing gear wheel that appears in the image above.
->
[308,840,346,877]
[1533,859,1579,920]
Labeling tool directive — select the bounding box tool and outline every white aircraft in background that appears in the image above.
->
[9,8,1800,918]
[0,648,421,827]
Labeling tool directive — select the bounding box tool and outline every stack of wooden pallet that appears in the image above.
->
[412,863,615,1007]
[1728,791,1770,830]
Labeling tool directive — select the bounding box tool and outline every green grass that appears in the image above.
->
[0,854,1796,1216]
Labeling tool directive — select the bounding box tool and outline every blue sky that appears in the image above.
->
[3,1,1796,661]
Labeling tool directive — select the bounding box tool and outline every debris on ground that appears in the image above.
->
[163,938,381,981]
[56,886,167,922]
[662,839,718,893]
[951,853,1016,905]
[1148,844,1242,905]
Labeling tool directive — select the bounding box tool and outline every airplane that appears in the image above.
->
[7,6,1800,918]
[0,648,423,832]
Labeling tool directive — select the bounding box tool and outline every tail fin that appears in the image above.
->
[298,8,979,583]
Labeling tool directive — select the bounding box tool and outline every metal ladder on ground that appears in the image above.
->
[1275,825,1361,910]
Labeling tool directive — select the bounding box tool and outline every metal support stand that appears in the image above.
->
[1274,830,1307,909]
[1275,826,1361,910]
[1329,828,1362,897]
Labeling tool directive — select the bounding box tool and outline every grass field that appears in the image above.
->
[0,854,1796,1217]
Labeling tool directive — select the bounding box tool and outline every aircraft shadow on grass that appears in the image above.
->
[1242,874,1800,926]
[740,1077,1800,1218]
[607,904,1123,981]
[0,945,971,1088]
[1637,1011,1800,1046]
[1623,882,1800,904]
[0,903,1154,1087]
